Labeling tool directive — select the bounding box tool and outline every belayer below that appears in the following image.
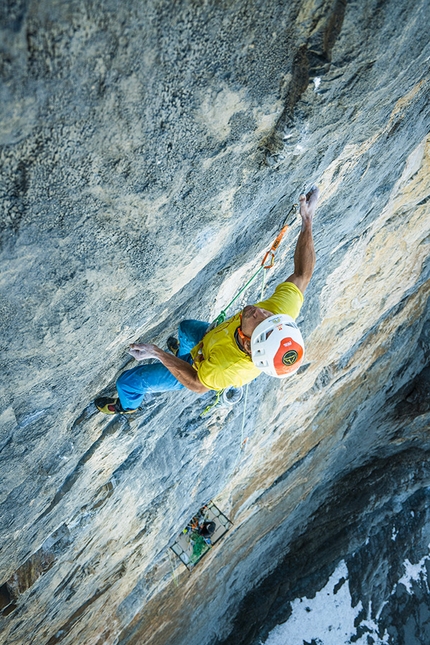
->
[95,186,319,414]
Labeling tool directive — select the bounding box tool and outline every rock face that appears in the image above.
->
[1,1,429,644]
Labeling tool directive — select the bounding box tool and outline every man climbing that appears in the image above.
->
[95,186,318,414]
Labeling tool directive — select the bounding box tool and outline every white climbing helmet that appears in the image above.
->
[251,314,304,378]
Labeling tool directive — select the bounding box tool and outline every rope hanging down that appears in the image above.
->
[211,203,298,328]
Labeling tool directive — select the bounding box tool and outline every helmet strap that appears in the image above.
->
[238,314,251,343]
[237,326,251,344]
[237,315,252,355]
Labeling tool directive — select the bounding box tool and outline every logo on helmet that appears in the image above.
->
[282,350,299,366]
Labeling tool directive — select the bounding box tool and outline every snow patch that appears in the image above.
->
[261,561,389,645]
[397,556,430,594]
[261,548,430,645]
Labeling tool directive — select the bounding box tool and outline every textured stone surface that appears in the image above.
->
[0,0,429,644]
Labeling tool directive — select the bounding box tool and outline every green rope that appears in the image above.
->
[211,264,266,327]
[200,388,224,417]
[260,265,267,300]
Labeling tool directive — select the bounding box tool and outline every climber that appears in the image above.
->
[95,186,318,414]
[198,521,217,539]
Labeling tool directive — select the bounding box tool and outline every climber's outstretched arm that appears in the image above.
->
[284,186,318,294]
[129,343,210,393]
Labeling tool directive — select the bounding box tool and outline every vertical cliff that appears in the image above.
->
[1,0,429,644]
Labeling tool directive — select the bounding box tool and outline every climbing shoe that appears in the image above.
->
[167,336,180,356]
[95,397,137,415]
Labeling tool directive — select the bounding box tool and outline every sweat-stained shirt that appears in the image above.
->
[190,281,304,390]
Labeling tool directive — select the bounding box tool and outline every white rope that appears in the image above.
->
[239,382,249,454]
[237,268,263,455]
[260,268,267,300]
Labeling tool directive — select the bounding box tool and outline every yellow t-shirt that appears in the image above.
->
[190,281,304,390]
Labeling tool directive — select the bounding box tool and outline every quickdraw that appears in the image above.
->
[211,202,298,329]
[200,388,224,417]
[261,203,298,269]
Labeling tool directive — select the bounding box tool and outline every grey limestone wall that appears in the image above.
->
[1,1,429,644]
